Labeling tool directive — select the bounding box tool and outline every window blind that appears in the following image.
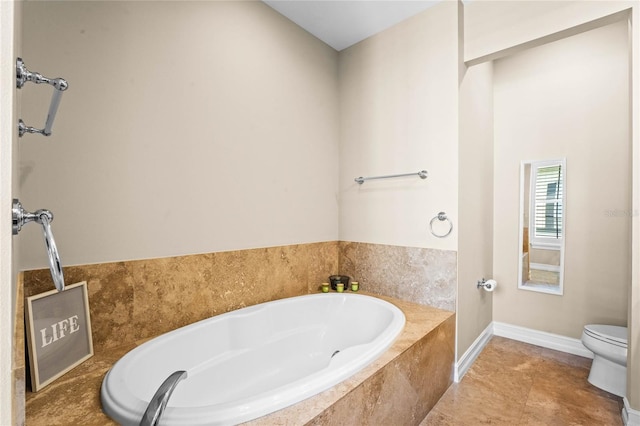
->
[533,164,563,240]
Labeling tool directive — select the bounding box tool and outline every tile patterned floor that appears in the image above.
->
[421,336,624,425]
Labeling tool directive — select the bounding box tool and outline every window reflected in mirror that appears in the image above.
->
[519,159,565,295]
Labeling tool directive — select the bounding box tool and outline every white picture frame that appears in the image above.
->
[25,281,94,392]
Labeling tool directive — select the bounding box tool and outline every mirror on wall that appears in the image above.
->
[518,159,566,295]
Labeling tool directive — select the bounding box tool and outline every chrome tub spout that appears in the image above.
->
[140,370,187,426]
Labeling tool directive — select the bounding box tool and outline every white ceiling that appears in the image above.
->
[263,1,442,51]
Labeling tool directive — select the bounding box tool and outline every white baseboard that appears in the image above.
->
[623,397,640,426]
[492,321,593,359]
[454,322,493,382]
[456,321,592,382]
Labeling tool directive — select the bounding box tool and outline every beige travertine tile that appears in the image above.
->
[131,253,217,339]
[24,290,453,426]
[249,297,455,426]
[521,380,622,426]
[24,261,136,353]
[521,354,623,426]
[14,273,25,369]
[538,346,592,370]
[421,337,624,426]
[22,242,458,426]
[13,273,26,426]
[465,336,543,381]
[25,343,135,426]
[307,317,455,426]
[338,241,457,311]
[306,241,340,293]
[425,373,530,425]
[22,242,338,355]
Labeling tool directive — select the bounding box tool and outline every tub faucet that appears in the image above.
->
[140,370,188,426]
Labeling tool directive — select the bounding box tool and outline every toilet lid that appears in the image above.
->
[584,324,627,346]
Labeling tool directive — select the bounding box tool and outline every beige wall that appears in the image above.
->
[1,0,21,423]
[338,1,459,252]
[464,0,636,64]
[19,1,339,269]
[629,2,640,412]
[467,0,639,411]
[493,21,629,337]
[457,60,494,359]
[16,0,640,414]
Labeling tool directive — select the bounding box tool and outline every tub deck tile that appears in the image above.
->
[246,294,455,426]
[25,293,453,426]
[25,343,136,426]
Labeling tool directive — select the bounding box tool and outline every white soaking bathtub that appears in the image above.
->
[101,292,405,425]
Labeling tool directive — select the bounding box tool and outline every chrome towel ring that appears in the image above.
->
[429,211,453,238]
[12,199,65,292]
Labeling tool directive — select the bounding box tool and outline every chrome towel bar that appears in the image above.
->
[355,170,428,185]
[16,57,69,137]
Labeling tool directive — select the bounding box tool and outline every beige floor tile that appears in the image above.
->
[421,337,623,426]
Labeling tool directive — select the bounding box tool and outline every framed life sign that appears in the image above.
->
[25,281,94,391]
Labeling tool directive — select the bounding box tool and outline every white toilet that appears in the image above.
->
[581,324,628,397]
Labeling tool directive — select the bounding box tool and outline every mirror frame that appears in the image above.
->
[517,158,566,295]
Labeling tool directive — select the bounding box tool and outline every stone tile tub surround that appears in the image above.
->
[22,241,339,353]
[21,240,457,354]
[20,240,457,424]
[24,294,454,426]
[13,273,26,426]
[339,241,457,312]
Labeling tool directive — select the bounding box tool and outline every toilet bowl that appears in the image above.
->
[581,324,627,397]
